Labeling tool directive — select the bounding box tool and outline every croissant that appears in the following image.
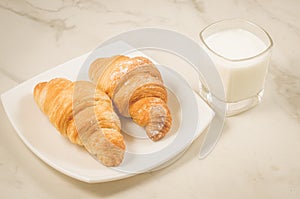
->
[33,78,125,166]
[89,55,172,141]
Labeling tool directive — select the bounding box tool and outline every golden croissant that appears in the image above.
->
[89,55,172,141]
[33,78,125,166]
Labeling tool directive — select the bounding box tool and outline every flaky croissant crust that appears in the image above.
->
[89,55,172,141]
[34,78,125,166]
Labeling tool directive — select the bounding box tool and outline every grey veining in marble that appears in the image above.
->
[0,0,300,198]
[0,2,75,40]
[270,65,300,122]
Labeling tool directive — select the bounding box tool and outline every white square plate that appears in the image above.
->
[1,41,214,183]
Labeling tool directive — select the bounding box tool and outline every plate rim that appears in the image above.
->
[0,41,214,183]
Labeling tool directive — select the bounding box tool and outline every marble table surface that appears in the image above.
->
[1,0,299,198]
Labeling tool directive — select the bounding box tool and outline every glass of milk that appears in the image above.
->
[199,19,273,116]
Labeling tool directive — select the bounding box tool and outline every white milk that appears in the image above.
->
[205,29,270,102]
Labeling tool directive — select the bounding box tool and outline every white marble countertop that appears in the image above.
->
[1,0,300,198]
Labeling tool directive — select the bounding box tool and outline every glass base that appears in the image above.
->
[198,87,264,117]
[223,90,263,116]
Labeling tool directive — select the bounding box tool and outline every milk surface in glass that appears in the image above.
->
[205,29,269,102]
